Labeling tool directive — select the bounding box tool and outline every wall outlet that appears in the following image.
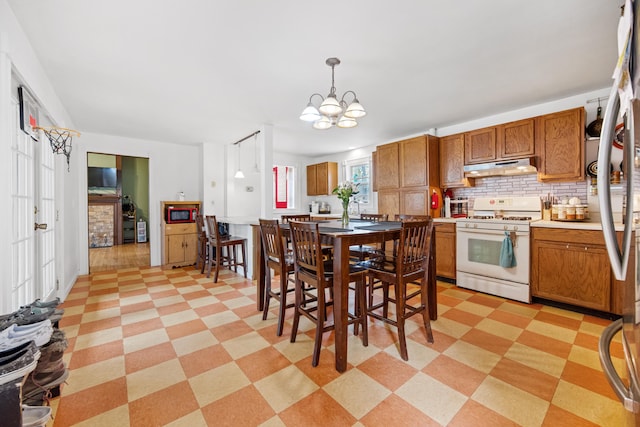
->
[246,186,254,192]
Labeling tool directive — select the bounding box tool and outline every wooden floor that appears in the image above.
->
[89,242,150,273]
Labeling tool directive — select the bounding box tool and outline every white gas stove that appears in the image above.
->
[455,196,542,303]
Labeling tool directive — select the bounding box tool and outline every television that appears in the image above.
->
[87,167,117,188]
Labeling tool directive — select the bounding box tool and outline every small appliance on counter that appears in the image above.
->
[318,202,331,214]
[450,198,469,218]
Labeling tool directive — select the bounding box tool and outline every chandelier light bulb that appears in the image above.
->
[337,115,358,128]
[344,100,366,119]
[300,103,321,121]
[319,96,343,116]
[313,116,333,130]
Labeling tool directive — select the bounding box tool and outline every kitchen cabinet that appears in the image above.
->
[378,190,400,219]
[440,133,472,188]
[306,162,338,196]
[465,126,497,164]
[535,107,585,182]
[500,118,535,159]
[434,222,456,280]
[161,200,201,268]
[373,135,440,217]
[400,135,439,188]
[531,227,628,314]
[464,119,535,165]
[374,142,400,190]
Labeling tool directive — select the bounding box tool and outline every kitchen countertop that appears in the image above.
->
[532,219,627,231]
[433,218,457,223]
[434,216,628,231]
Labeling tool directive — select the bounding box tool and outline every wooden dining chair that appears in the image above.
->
[288,221,368,366]
[349,213,389,261]
[259,218,296,336]
[204,215,247,283]
[361,218,434,361]
[195,214,208,274]
[281,214,312,223]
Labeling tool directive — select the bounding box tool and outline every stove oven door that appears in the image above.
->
[456,226,531,302]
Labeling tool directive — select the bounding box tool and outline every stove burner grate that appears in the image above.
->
[501,216,532,221]
[470,215,495,220]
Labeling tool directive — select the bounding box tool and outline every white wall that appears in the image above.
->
[74,132,203,277]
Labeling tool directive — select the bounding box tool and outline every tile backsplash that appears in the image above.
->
[449,174,588,208]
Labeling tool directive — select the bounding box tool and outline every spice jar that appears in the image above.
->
[552,204,559,220]
[566,205,576,220]
[557,204,567,220]
[576,205,585,220]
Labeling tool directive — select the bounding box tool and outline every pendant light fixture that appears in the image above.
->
[231,130,261,179]
[299,57,366,130]
[234,143,244,179]
[252,132,260,174]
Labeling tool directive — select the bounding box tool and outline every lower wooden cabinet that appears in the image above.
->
[434,222,456,280]
[164,223,198,267]
[531,227,630,314]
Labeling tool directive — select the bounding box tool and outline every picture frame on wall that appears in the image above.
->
[18,86,39,141]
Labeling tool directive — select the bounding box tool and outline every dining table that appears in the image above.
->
[255,219,438,373]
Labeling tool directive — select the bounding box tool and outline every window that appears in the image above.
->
[273,165,296,209]
[344,157,371,206]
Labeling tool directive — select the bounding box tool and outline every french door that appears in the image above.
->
[9,88,56,311]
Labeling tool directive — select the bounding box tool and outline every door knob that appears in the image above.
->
[34,223,48,230]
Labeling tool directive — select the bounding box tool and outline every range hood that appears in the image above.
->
[463,157,537,177]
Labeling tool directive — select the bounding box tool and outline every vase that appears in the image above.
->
[341,199,350,226]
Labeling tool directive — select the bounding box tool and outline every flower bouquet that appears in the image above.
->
[333,181,359,225]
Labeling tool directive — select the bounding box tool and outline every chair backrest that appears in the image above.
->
[396,219,434,277]
[361,213,388,222]
[282,214,312,223]
[196,214,205,234]
[395,214,431,222]
[259,218,287,266]
[205,215,222,242]
[289,221,326,279]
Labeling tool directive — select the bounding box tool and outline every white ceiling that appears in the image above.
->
[7,0,621,156]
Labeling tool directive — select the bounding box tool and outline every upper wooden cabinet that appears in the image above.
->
[306,162,338,196]
[399,135,440,188]
[465,126,497,164]
[465,118,535,164]
[374,142,400,190]
[440,133,472,188]
[500,118,535,159]
[535,107,585,182]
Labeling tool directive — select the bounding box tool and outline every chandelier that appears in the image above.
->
[299,58,366,129]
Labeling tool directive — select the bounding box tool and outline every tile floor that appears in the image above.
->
[48,266,628,426]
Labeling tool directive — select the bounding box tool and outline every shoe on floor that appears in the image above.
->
[0,320,53,351]
[22,365,68,398]
[22,297,61,310]
[22,404,52,427]
[0,343,40,386]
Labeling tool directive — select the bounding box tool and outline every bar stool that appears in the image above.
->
[288,221,368,367]
[361,219,434,361]
[204,215,247,283]
[259,219,295,336]
[195,214,208,274]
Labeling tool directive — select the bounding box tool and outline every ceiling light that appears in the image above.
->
[234,143,244,179]
[300,57,366,130]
